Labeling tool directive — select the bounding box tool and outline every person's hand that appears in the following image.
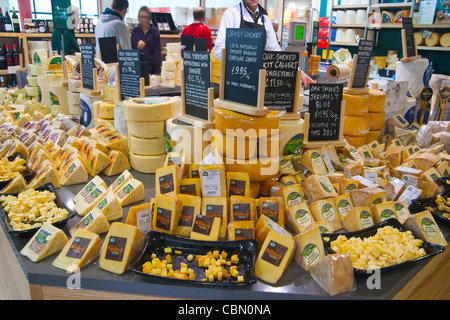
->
[137,40,146,50]
[301,71,315,88]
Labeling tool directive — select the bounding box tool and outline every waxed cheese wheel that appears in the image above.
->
[368,112,385,131]
[368,88,386,113]
[343,93,369,116]
[425,33,441,47]
[440,33,450,47]
[414,32,424,46]
[365,130,382,144]
[123,97,176,122]
[344,135,367,148]
[343,115,370,137]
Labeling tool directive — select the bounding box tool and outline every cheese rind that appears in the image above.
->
[302,175,337,203]
[52,229,102,273]
[293,226,326,271]
[21,223,68,262]
[99,222,145,275]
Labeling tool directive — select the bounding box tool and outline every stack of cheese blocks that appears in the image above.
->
[25,49,47,99]
[210,48,221,84]
[67,77,82,121]
[161,43,183,87]
[123,96,177,173]
[366,83,386,143]
[211,108,282,183]
[102,66,120,102]
[92,101,115,127]
[343,92,370,148]
[308,55,320,76]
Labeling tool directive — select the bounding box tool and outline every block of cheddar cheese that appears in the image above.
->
[302,175,337,203]
[226,172,250,197]
[152,194,183,234]
[99,222,145,274]
[227,220,255,241]
[103,150,130,176]
[52,229,102,273]
[190,214,221,241]
[403,211,447,246]
[179,178,201,197]
[258,197,285,228]
[230,196,256,223]
[255,214,292,250]
[255,230,295,284]
[155,165,183,197]
[21,223,68,262]
[293,225,326,271]
[300,149,328,175]
[201,197,228,238]
[309,253,354,296]
[174,194,201,238]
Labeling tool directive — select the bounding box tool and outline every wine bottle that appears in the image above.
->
[5,45,13,66]
[12,44,19,66]
[0,45,6,70]
[12,7,19,33]
[4,8,13,32]
[0,8,5,33]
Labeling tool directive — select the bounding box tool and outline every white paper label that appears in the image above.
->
[136,208,152,236]
[201,170,221,197]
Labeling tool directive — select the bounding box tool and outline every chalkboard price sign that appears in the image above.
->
[307,83,343,142]
[402,18,416,58]
[182,50,211,121]
[263,51,299,113]
[118,49,141,100]
[351,39,373,89]
[224,28,264,107]
[81,43,95,90]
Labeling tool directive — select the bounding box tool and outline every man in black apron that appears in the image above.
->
[214,0,315,87]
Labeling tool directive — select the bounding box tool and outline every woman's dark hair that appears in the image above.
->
[138,6,152,19]
[112,0,129,11]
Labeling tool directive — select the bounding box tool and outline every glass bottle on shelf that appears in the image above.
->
[0,45,6,69]
[12,7,19,33]
[4,8,13,32]
[12,44,19,66]
[0,8,5,32]
[5,45,13,66]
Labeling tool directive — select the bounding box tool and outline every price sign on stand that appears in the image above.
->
[304,83,345,148]
[345,39,373,94]
[263,51,301,117]
[118,49,142,100]
[80,43,95,90]
[181,50,212,122]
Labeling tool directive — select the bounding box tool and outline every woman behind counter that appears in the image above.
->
[131,6,162,75]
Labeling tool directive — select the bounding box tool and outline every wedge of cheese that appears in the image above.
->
[27,165,60,189]
[309,199,342,232]
[174,194,201,238]
[114,178,145,207]
[275,184,304,213]
[74,185,108,216]
[59,158,89,186]
[255,230,295,284]
[74,176,107,204]
[1,174,27,194]
[309,253,354,296]
[293,226,326,271]
[230,196,256,223]
[371,201,397,224]
[227,220,255,240]
[155,165,183,197]
[69,210,110,236]
[190,214,221,241]
[350,187,386,207]
[109,170,133,193]
[201,197,228,238]
[302,175,337,203]
[97,133,127,150]
[89,149,111,177]
[285,202,315,234]
[393,201,411,224]
[300,149,328,175]
[21,223,68,262]
[342,206,374,232]
[125,203,152,237]
[103,150,130,176]
[99,222,145,275]
[92,191,123,221]
[334,194,354,221]
[152,194,183,234]
[403,211,447,246]
[52,229,102,273]
[255,214,292,249]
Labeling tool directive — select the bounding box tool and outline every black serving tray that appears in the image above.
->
[0,183,75,237]
[129,231,258,286]
[0,153,36,190]
[410,187,450,228]
[322,218,445,277]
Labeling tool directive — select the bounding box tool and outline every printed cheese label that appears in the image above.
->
[321,203,337,222]
[337,199,352,217]
[380,209,395,221]
[29,229,52,254]
[303,243,321,267]
[66,237,91,259]
[287,191,302,208]
[229,179,247,196]
[177,206,195,227]
[235,228,253,240]
[104,236,127,262]
[192,215,214,236]
[159,173,175,194]
[359,210,373,229]
[232,203,251,221]
[261,240,288,267]
[205,204,224,220]
[136,208,152,236]
[310,151,323,168]
[295,208,313,228]
[201,170,221,197]
[261,201,280,223]
[156,207,172,231]
[421,217,438,237]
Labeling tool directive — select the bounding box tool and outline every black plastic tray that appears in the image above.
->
[322,218,445,277]
[0,153,35,190]
[410,186,450,228]
[129,231,258,286]
[0,183,75,237]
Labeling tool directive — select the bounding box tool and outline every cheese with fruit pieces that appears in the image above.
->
[97,133,127,150]
[27,165,60,189]
[103,150,130,176]
[99,222,145,275]
[0,174,27,194]
[20,223,68,262]
[52,228,102,273]
[89,149,111,177]
[59,158,89,186]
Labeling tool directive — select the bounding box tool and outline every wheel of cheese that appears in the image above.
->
[344,135,366,148]
[343,114,370,137]
[67,91,80,106]
[129,135,166,156]
[365,130,382,144]
[27,75,38,87]
[166,117,211,164]
[68,77,82,93]
[368,88,386,113]
[214,108,282,138]
[28,63,44,76]
[425,32,441,47]
[80,93,103,129]
[103,85,120,102]
[123,97,176,122]
[69,103,81,116]
[129,151,165,174]
[440,33,450,47]
[211,129,257,160]
[127,120,165,139]
[278,118,304,156]
[414,32,424,46]
[44,55,63,73]
[368,112,385,131]
[94,101,115,120]
[224,156,280,182]
[25,85,40,97]
[343,93,369,116]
